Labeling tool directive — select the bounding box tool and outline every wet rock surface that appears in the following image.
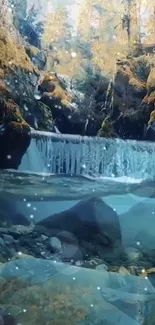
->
[0,196,155,324]
[0,257,154,325]
[0,197,155,281]
[0,99,30,169]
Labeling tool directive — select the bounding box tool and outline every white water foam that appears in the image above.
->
[19,131,155,180]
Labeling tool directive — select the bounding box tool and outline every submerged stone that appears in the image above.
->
[34,197,122,261]
[0,258,154,325]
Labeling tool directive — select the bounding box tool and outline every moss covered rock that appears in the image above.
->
[114,56,147,112]
[38,73,86,134]
[0,27,55,132]
[98,118,116,138]
[25,45,47,70]
[98,55,155,140]
[0,99,30,169]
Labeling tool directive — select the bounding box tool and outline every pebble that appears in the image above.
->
[41,234,49,241]
[118,266,130,275]
[49,237,61,252]
[11,253,33,261]
[146,267,155,274]
[0,237,5,246]
[95,264,108,272]
[127,265,138,275]
[124,247,143,261]
[3,234,14,245]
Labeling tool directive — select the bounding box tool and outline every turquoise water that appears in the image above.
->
[1,171,155,324]
[1,135,155,324]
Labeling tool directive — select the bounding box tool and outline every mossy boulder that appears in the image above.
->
[0,27,36,74]
[144,110,155,140]
[98,55,155,140]
[0,99,30,169]
[148,110,155,126]
[25,45,47,70]
[0,27,54,131]
[147,67,155,94]
[114,57,147,112]
[142,67,155,114]
[38,73,86,134]
[20,99,53,131]
[98,118,116,138]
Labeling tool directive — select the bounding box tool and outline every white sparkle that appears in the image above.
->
[144,287,148,291]
[30,215,34,219]
[71,51,77,58]
[90,304,93,307]
[27,203,31,208]
[73,277,76,280]
[136,241,140,246]
[97,286,100,290]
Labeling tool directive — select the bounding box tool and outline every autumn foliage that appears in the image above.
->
[42,0,155,77]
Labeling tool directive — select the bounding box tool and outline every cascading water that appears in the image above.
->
[19,130,155,180]
[101,79,113,112]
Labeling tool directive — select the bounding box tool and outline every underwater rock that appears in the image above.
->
[11,252,34,261]
[0,312,17,325]
[120,202,155,250]
[3,235,14,245]
[34,197,122,260]
[95,264,108,272]
[0,197,31,227]
[0,258,154,325]
[0,99,31,169]
[123,247,143,261]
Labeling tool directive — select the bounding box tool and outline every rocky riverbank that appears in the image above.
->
[1,0,155,171]
[0,197,155,280]
[0,195,155,324]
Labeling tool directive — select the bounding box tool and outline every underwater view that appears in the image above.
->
[1,0,155,324]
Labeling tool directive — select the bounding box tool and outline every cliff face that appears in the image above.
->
[98,56,155,140]
[1,0,155,158]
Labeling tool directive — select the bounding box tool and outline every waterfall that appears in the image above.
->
[19,131,155,180]
[101,79,113,112]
